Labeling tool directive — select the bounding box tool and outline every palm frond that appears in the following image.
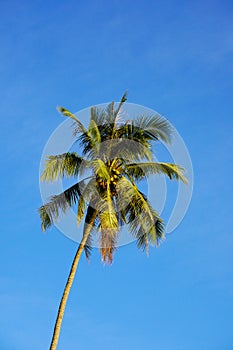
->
[126,162,187,183]
[88,119,101,149]
[83,233,93,260]
[136,217,164,252]
[57,106,102,159]
[77,178,99,225]
[105,138,152,162]
[40,152,85,182]
[114,123,154,160]
[103,92,127,134]
[112,91,128,129]
[76,121,101,159]
[132,114,173,144]
[39,179,87,227]
[77,195,86,226]
[104,101,115,124]
[115,90,127,113]
[57,106,87,134]
[75,118,102,159]
[90,106,107,126]
[38,205,52,232]
[116,176,165,251]
[77,131,96,157]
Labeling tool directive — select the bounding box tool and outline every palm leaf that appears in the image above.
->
[126,162,187,183]
[116,176,164,251]
[39,179,87,227]
[77,131,96,157]
[104,101,115,124]
[90,106,107,126]
[132,114,173,144]
[38,205,52,232]
[76,121,101,159]
[88,119,101,144]
[40,152,85,182]
[111,91,128,129]
[77,178,99,225]
[57,106,87,134]
[106,138,153,162]
[77,195,86,226]
[87,119,101,155]
[114,123,154,160]
[115,91,128,115]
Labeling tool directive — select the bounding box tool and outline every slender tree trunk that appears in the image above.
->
[49,212,96,350]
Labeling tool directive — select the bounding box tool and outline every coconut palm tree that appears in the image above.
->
[38,93,187,349]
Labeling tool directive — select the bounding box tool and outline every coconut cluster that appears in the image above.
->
[97,163,121,196]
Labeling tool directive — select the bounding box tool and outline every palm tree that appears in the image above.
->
[38,93,187,349]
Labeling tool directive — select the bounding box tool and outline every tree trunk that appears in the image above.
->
[49,212,96,350]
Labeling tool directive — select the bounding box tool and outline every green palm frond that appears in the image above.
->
[104,92,127,125]
[136,217,164,252]
[90,106,107,126]
[88,119,101,145]
[38,205,52,232]
[77,178,99,225]
[76,121,102,159]
[99,92,127,141]
[38,179,87,228]
[112,91,128,128]
[104,101,115,124]
[106,138,152,162]
[115,123,155,159]
[77,131,96,157]
[116,176,165,251]
[116,90,128,111]
[40,153,85,182]
[57,106,87,134]
[116,122,147,142]
[83,233,93,260]
[126,162,187,183]
[77,195,86,226]
[132,114,173,144]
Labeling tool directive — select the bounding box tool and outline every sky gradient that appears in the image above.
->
[1,0,233,349]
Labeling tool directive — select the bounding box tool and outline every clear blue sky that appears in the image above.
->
[1,0,233,349]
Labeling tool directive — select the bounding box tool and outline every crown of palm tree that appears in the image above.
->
[39,93,187,263]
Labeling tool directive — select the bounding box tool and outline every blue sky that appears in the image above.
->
[1,0,233,349]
